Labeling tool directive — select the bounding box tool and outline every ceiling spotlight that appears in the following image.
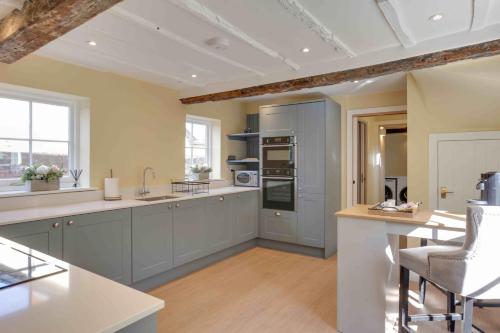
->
[191,74,197,78]
[354,80,359,83]
[87,40,97,46]
[429,13,444,21]
[205,37,230,50]
[366,79,374,84]
[301,47,310,53]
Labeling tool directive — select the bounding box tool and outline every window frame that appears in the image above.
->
[185,115,212,177]
[0,89,78,189]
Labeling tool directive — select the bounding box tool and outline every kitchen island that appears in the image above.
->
[0,236,164,333]
[335,205,466,333]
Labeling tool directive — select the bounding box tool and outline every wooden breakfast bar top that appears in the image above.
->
[336,204,466,231]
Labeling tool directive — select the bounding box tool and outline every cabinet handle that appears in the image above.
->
[168,205,172,209]
[67,220,75,226]
[52,222,60,228]
[298,187,303,191]
[237,194,241,198]
[298,194,302,198]
[275,212,281,216]
[175,203,180,208]
[219,196,224,201]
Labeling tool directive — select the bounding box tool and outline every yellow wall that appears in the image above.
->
[0,55,247,188]
[407,55,500,206]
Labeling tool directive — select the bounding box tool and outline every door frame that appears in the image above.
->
[347,105,407,207]
[428,131,500,209]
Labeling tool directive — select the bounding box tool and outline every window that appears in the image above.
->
[185,115,221,178]
[0,95,74,182]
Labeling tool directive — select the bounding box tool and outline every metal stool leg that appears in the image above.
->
[399,266,410,332]
[447,292,456,332]
[419,276,427,304]
[462,297,474,333]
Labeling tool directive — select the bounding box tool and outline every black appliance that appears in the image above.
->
[261,136,296,169]
[262,175,295,211]
[469,172,500,205]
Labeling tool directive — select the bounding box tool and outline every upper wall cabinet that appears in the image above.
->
[0,218,63,259]
[63,209,132,285]
[259,104,298,137]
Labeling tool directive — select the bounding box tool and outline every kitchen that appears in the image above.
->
[0,1,500,332]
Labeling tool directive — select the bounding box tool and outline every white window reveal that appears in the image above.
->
[0,83,89,193]
[185,115,221,179]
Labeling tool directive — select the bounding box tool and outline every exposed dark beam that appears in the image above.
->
[0,0,123,64]
[180,39,500,104]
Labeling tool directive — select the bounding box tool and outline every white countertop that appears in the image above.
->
[0,186,260,226]
[0,237,164,333]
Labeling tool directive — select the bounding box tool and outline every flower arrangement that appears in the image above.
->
[190,165,212,174]
[21,165,65,183]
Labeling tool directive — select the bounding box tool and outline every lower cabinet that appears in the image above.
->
[297,193,325,247]
[234,191,258,243]
[0,218,63,259]
[63,209,132,285]
[259,209,297,243]
[132,203,173,283]
[206,195,234,255]
[172,198,207,267]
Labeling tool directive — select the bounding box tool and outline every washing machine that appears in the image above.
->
[384,177,397,202]
[396,176,408,204]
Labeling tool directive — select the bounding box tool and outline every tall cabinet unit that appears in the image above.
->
[259,99,341,257]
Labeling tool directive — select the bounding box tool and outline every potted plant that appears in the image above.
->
[21,165,65,192]
[190,165,212,181]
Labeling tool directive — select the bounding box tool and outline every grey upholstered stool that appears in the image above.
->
[398,205,500,333]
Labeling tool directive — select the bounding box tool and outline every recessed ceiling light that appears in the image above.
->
[87,40,97,46]
[191,74,197,78]
[366,79,374,84]
[429,13,444,21]
[301,47,310,53]
[354,80,359,83]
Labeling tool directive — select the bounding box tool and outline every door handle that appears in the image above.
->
[440,187,454,199]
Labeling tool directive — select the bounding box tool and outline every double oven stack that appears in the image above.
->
[261,136,296,212]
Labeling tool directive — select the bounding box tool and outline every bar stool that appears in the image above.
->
[398,205,500,333]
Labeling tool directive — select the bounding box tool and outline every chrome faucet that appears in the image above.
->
[139,167,156,195]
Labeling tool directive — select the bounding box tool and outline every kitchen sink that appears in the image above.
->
[136,195,179,202]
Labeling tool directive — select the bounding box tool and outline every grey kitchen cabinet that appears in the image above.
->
[172,198,207,267]
[233,191,258,243]
[206,195,234,255]
[259,209,297,243]
[0,218,63,259]
[259,104,298,136]
[63,209,132,285]
[297,193,325,247]
[132,203,173,283]
[297,101,325,195]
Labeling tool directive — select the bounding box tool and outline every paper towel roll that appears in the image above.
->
[104,178,121,200]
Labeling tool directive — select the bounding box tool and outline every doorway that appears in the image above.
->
[347,106,407,207]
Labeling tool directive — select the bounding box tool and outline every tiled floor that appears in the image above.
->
[149,247,499,332]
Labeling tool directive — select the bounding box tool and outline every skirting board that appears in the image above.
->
[256,238,325,258]
[116,314,157,333]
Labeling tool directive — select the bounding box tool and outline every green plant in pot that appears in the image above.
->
[190,165,212,181]
[21,164,65,192]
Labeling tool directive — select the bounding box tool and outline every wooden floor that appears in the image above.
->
[149,247,499,333]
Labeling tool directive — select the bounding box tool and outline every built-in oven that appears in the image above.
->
[261,136,296,169]
[261,169,296,211]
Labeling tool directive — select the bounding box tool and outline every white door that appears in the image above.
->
[432,133,500,213]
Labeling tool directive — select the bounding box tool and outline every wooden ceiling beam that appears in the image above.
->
[180,39,500,104]
[0,0,123,64]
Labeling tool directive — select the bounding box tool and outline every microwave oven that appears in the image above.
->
[234,170,259,187]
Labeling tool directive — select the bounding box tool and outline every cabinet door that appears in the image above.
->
[297,193,325,247]
[298,101,325,194]
[260,104,298,136]
[259,209,297,243]
[234,191,258,243]
[0,218,63,258]
[63,209,132,285]
[206,195,234,254]
[172,198,206,267]
[132,203,173,283]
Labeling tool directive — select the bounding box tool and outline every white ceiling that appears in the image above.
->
[2,0,500,98]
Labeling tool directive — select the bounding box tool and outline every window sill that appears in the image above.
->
[0,187,98,199]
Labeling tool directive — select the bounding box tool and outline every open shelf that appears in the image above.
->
[227,132,260,141]
[226,159,260,165]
